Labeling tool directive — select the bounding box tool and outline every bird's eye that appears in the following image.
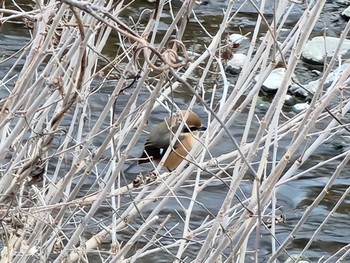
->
[183,126,200,132]
[188,126,206,132]
[183,127,191,132]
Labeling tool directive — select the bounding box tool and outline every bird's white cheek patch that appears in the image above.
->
[159,148,164,155]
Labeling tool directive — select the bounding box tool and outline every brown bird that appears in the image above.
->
[139,110,205,171]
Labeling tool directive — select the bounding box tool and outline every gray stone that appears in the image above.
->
[226,54,247,74]
[228,33,249,45]
[284,94,296,106]
[289,83,310,99]
[342,6,350,19]
[302,36,350,64]
[259,68,290,93]
[293,103,309,112]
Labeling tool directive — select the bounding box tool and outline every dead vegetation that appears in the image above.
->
[0,0,349,262]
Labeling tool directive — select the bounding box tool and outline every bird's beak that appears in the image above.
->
[198,126,207,131]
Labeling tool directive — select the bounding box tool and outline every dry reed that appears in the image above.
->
[0,0,349,262]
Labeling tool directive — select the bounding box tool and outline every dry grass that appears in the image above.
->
[0,0,349,262]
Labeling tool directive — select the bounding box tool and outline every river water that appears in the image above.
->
[1,0,350,262]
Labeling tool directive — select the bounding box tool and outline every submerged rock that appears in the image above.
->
[302,36,350,64]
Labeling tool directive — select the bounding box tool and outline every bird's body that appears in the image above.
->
[139,110,205,171]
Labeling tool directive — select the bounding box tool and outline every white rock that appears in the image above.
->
[284,254,311,263]
[303,80,319,94]
[259,68,289,92]
[302,36,350,64]
[342,6,350,18]
[227,34,250,54]
[226,54,247,74]
[293,103,309,112]
[228,33,249,44]
[284,94,296,106]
